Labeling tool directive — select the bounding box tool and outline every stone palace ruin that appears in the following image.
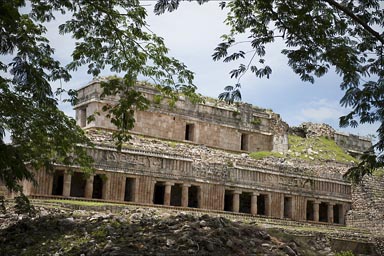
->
[1,79,375,226]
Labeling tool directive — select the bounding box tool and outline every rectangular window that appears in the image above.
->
[185,124,194,141]
[241,133,249,151]
[124,178,136,202]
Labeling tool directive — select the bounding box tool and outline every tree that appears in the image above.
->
[154,0,384,182]
[0,0,197,191]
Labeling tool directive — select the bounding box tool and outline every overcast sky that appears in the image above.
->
[51,1,379,138]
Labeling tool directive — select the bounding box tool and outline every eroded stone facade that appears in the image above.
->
[290,122,373,158]
[347,174,384,234]
[74,80,289,153]
[12,79,378,226]
[25,127,351,225]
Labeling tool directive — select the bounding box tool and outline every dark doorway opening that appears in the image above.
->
[239,192,252,213]
[185,124,194,141]
[70,172,86,197]
[171,184,182,206]
[241,133,249,151]
[319,202,328,222]
[52,170,64,196]
[284,197,293,218]
[124,177,136,202]
[92,175,103,199]
[224,190,233,212]
[188,185,199,208]
[333,204,341,224]
[153,182,165,205]
[306,200,314,221]
[257,194,267,215]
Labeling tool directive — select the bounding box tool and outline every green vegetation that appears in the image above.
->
[46,199,123,207]
[249,135,357,163]
[288,135,357,163]
[1,0,198,193]
[156,0,383,182]
[249,151,283,160]
[167,141,178,148]
[251,117,262,126]
[373,168,384,178]
[152,95,163,105]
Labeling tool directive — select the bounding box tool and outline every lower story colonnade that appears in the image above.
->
[28,169,350,225]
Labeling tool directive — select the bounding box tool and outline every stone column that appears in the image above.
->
[339,204,345,225]
[251,192,259,215]
[266,194,272,216]
[133,178,139,203]
[62,172,72,197]
[84,175,94,198]
[328,203,335,224]
[181,184,190,207]
[232,191,241,213]
[164,182,173,206]
[119,177,126,202]
[313,201,320,222]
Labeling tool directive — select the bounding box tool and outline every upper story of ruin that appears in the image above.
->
[74,79,373,157]
[74,79,289,153]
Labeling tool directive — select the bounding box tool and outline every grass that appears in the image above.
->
[373,168,384,177]
[46,199,123,207]
[167,141,178,148]
[288,135,357,163]
[249,135,357,163]
[249,151,283,160]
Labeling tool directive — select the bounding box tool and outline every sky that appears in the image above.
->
[48,1,379,138]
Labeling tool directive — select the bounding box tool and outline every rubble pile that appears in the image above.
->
[87,129,350,179]
[1,205,381,256]
[290,123,336,139]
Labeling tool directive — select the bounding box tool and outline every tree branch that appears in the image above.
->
[323,0,384,44]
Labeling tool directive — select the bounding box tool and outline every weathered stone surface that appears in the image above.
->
[75,79,289,153]
[8,78,380,237]
[0,203,382,256]
[290,122,372,158]
[347,173,384,235]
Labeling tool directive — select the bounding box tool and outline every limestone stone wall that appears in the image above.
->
[347,174,384,234]
[290,122,372,156]
[74,80,288,153]
[22,141,352,224]
[334,132,372,156]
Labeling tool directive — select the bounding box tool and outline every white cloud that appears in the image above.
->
[294,99,347,125]
[300,106,344,122]
[31,2,378,139]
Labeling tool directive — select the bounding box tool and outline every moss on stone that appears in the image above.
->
[46,199,122,207]
[249,135,357,163]
[249,151,283,160]
[288,135,357,163]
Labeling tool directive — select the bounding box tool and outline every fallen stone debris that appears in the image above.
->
[0,204,383,256]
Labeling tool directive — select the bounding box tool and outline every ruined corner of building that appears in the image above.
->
[6,78,383,235]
